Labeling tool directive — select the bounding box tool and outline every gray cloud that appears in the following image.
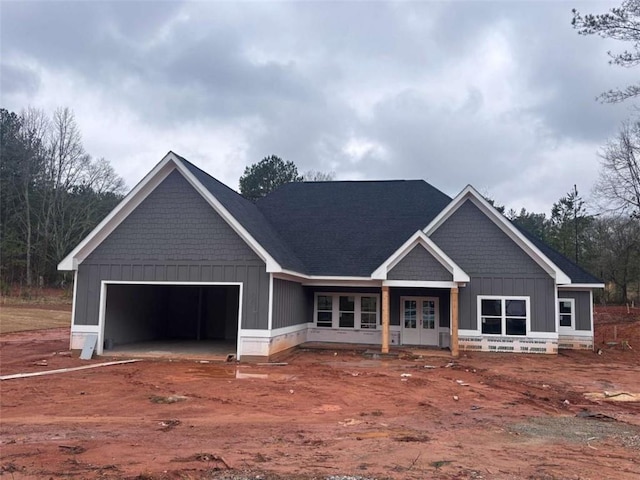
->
[0,0,633,215]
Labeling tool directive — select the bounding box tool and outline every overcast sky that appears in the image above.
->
[1,0,636,214]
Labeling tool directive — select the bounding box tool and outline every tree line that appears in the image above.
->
[0,107,125,291]
[491,187,639,304]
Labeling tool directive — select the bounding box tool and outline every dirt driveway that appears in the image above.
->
[0,305,639,480]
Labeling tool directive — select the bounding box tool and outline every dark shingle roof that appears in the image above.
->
[515,225,602,284]
[176,155,306,272]
[256,180,452,276]
[176,153,601,284]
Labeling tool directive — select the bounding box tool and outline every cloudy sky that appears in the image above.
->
[1,0,636,214]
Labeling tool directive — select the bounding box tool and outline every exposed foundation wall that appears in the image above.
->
[459,335,558,354]
[238,324,309,359]
[558,335,594,350]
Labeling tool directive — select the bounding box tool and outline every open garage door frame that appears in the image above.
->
[97,280,243,356]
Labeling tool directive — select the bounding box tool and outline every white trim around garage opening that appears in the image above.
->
[96,280,243,358]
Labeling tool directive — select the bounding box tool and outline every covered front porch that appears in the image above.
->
[380,283,460,357]
[304,282,462,357]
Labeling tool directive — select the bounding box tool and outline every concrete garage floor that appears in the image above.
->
[103,339,237,361]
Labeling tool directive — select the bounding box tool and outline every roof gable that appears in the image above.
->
[84,169,260,264]
[371,230,469,282]
[59,152,288,272]
[425,185,572,284]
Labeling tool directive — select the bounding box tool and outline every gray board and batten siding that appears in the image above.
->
[74,170,270,330]
[388,245,453,281]
[430,200,556,332]
[272,278,308,329]
[558,290,592,331]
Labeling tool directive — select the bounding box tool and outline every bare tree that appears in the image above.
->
[18,108,49,285]
[595,120,640,217]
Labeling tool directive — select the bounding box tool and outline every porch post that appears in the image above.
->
[382,285,390,354]
[451,286,459,357]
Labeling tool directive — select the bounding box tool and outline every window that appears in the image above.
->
[559,298,575,329]
[479,296,529,336]
[314,293,380,329]
[361,296,377,329]
[316,295,333,328]
[339,296,355,328]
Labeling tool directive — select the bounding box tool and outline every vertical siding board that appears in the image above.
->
[110,265,121,280]
[189,265,200,282]
[177,265,188,281]
[258,268,269,329]
[459,285,473,330]
[144,265,155,281]
[223,265,234,282]
[242,266,256,330]
[155,265,165,281]
[201,265,212,282]
[74,266,90,325]
[213,266,224,282]
[132,265,143,281]
[86,265,101,327]
[166,265,177,281]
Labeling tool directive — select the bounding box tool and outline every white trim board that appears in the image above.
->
[383,280,459,288]
[558,284,605,290]
[424,186,572,285]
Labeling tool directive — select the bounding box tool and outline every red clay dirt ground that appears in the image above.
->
[0,306,639,480]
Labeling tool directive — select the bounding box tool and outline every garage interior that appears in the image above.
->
[103,284,239,359]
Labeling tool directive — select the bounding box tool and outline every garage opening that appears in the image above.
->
[102,283,240,359]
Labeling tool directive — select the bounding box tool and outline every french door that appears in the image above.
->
[401,297,439,346]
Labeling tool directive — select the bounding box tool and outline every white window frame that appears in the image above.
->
[558,297,575,332]
[477,295,530,337]
[313,293,380,330]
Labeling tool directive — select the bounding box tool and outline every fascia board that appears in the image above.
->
[558,283,605,289]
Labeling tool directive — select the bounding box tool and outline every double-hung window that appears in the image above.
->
[316,295,333,328]
[558,298,575,330]
[339,296,355,328]
[479,296,529,336]
[314,293,380,329]
[360,296,377,329]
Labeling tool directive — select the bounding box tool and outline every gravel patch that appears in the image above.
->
[509,416,640,449]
